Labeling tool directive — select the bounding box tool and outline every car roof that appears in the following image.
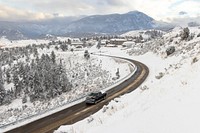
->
[89,92,101,95]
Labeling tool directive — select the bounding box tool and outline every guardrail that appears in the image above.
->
[0,54,137,132]
[93,54,137,92]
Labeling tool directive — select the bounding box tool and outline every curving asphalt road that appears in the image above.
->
[5,57,149,133]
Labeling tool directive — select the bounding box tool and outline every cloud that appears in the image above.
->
[21,0,128,15]
[0,0,199,22]
[163,0,200,23]
[170,0,200,17]
[170,16,200,27]
[179,11,188,15]
[104,0,126,6]
[0,4,53,21]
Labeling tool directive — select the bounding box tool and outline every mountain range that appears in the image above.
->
[0,11,173,40]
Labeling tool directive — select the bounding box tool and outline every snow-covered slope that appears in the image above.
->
[0,11,172,39]
[66,11,155,34]
[121,29,165,40]
[0,41,134,130]
[0,37,51,48]
[55,26,200,133]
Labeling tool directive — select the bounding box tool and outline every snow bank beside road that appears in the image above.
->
[85,53,200,133]
[56,49,200,133]
[56,27,200,133]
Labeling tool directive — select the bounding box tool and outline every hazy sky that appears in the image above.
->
[0,0,199,22]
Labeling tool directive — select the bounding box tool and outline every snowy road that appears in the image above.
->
[5,57,149,133]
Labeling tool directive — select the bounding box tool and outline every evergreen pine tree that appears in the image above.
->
[51,51,56,64]
[6,69,11,84]
[0,67,5,105]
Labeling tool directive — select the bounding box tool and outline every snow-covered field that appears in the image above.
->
[55,27,200,133]
[0,37,51,48]
[0,36,72,48]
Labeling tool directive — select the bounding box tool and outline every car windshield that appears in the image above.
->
[89,92,99,96]
[87,92,100,98]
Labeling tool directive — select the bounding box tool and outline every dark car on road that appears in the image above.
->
[85,92,107,105]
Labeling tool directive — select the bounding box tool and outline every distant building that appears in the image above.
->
[71,41,84,46]
[101,40,109,45]
[71,38,81,42]
[86,39,98,46]
[122,41,135,48]
[75,45,83,48]
[70,38,84,46]
[110,38,127,45]
[105,44,117,47]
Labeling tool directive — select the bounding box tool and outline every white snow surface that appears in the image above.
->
[0,43,134,131]
[0,37,51,48]
[55,27,200,133]
[121,29,165,40]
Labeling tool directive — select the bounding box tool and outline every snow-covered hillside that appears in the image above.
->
[0,41,133,129]
[55,26,200,133]
[121,29,165,40]
[0,11,157,40]
[0,37,51,48]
